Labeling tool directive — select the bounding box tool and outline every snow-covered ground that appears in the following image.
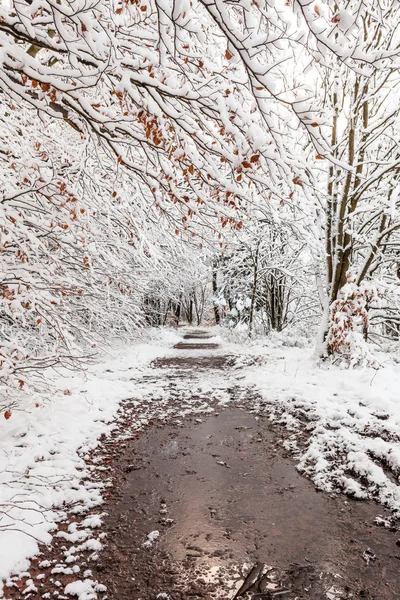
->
[238,332,400,516]
[2,326,400,597]
[0,329,181,596]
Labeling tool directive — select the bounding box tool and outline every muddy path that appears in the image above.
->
[5,330,400,600]
[96,330,400,600]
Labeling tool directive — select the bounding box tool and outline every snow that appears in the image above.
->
[3,325,400,596]
[142,530,160,548]
[239,333,400,514]
[64,579,107,599]
[0,329,180,596]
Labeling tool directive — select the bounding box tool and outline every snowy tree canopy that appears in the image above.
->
[2,0,400,406]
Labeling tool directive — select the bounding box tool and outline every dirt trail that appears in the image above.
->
[97,331,400,600]
[6,330,400,600]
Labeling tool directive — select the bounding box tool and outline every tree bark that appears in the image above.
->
[212,261,220,325]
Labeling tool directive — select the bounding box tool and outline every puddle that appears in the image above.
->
[99,408,400,599]
[184,334,215,340]
[23,330,398,600]
[153,355,233,370]
[174,342,221,350]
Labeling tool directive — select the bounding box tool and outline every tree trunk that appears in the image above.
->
[248,244,260,337]
[212,261,220,325]
[174,296,181,325]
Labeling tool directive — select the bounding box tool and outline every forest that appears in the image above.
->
[1,0,400,599]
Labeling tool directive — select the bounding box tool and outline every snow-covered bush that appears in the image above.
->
[327,272,384,367]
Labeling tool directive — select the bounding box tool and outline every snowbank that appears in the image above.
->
[240,337,400,514]
[0,329,180,595]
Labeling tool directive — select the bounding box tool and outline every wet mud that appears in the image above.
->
[98,406,400,600]
[96,331,400,600]
[6,330,400,600]
[153,355,233,370]
[174,343,221,350]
